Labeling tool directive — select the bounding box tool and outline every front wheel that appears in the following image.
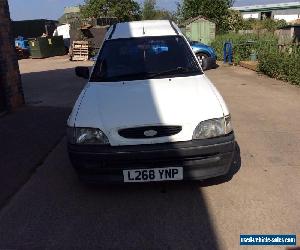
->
[196,53,209,70]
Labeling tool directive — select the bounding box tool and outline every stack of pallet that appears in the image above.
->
[71,41,89,61]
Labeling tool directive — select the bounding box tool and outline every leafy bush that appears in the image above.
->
[212,33,253,62]
[259,46,300,85]
[211,33,300,85]
[211,33,277,63]
[242,18,287,32]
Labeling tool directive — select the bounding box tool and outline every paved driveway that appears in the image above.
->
[0,57,90,208]
[20,56,91,107]
[0,60,299,250]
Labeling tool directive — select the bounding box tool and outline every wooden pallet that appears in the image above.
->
[71,41,89,61]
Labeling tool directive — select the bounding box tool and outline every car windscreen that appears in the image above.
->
[90,36,203,82]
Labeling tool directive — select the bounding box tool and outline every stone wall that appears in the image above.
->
[0,0,24,112]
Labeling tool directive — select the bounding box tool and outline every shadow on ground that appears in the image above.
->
[0,144,224,249]
[0,61,241,249]
[21,67,89,108]
[0,138,241,249]
[0,106,70,208]
[0,64,87,208]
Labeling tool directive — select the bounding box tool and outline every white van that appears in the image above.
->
[67,20,236,183]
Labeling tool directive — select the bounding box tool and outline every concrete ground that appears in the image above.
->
[20,56,91,107]
[0,57,299,249]
[0,57,90,207]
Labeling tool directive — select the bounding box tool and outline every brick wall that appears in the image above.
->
[0,0,24,112]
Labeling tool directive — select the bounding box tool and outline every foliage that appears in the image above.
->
[259,46,300,85]
[180,0,234,33]
[226,9,244,32]
[179,0,287,33]
[111,0,141,21]
[142,0,155,20]
[241,18,257,30]
[80,0,141,22]
[211,33,300,85]
[173,1,185,24]
[155,10,175,20]
[80,0,109,18]
[211,33,277,62]
[142,0,175,20]
[142,0,157,20]
[242,18,287,32]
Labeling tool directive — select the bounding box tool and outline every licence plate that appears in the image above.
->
[123,167,183,183]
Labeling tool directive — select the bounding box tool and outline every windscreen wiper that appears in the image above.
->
[97,68,199,82]
[101,72,151,81]
[150,67,197,78]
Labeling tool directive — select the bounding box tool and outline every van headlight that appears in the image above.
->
[192,115,233,140]
[67,127,109,145]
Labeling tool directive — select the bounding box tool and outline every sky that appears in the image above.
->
[8,0,178,20]
[8,0,299,21]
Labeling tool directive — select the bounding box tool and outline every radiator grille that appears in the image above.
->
[118,126,182,139]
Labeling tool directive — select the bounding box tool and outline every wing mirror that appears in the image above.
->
[75,66,90,79]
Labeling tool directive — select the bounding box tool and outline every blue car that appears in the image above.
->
[189,41,217,70]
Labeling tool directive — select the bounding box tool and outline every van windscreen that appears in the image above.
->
[90,36,202,82]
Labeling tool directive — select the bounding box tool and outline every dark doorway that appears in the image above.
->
[261,11,272,20]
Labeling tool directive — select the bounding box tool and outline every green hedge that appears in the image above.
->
[212,33,255,62]
[211,33,277,63]
[211,33,300,85]
[259,47,300,85]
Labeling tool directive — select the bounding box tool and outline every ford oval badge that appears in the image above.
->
[144,130,158,137]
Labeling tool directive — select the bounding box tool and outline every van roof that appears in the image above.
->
[104,20,182,40]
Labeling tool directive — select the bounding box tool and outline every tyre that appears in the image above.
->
[196,52,209,70]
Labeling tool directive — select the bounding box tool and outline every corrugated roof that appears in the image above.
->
[234,0,299,7]
[232,1,300,11]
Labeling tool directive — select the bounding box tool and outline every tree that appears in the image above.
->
[80,0,110,18]
[226,9,244,32]
[155,10,174,20]
[142,0,175,21]
[173,1,184,24]
[142,0,157,20]
[242,18,287,32]
[181,0,235,32]
[111,0,141,22]
[80,0,141,22]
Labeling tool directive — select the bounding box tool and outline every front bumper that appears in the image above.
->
[68,133,235,183]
